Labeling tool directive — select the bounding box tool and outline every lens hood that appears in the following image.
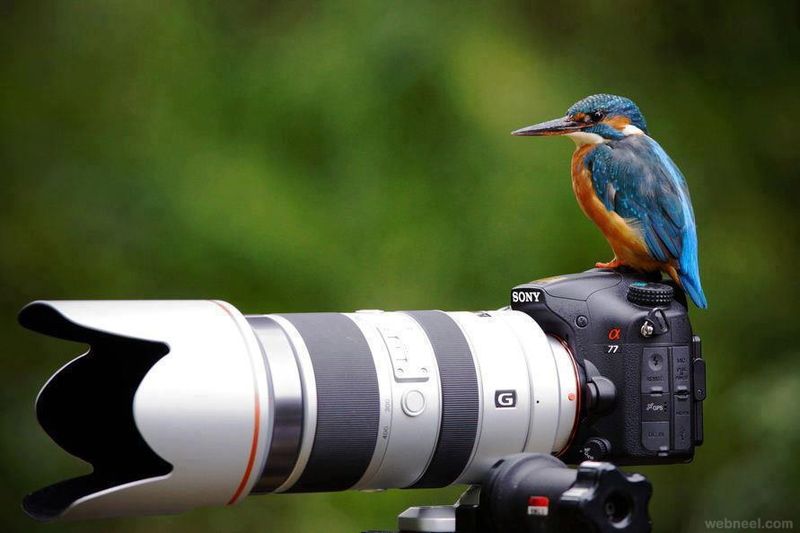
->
[19,300,270,520]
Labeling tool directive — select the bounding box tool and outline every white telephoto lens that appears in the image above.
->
[21,303,579,520]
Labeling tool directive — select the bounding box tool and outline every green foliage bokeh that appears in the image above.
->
[1,1,798,531]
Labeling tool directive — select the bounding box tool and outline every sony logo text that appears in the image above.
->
[511,290,542,303]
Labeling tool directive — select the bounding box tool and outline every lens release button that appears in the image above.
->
[401,390,426,417]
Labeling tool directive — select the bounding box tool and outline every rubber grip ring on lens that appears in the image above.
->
[406,311,479,488]
[279,313,379,492]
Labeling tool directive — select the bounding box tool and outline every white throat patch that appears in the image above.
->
[566,131,604,146]
[567,124,645,146]
[621,124,645,136]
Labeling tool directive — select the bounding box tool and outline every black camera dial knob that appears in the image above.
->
[627,282,674,307]
[581,437,611,461]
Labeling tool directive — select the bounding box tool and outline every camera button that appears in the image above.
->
[401,390,426,417]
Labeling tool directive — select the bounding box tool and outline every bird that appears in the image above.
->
[512,94,707,308]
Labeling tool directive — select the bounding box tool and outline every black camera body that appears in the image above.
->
[510,269,706,466]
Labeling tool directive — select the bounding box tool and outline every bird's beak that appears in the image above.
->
[511,116,586,136]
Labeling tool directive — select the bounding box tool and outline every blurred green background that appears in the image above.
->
[1,1,798,531]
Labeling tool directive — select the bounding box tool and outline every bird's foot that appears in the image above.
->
[595,258,622,269]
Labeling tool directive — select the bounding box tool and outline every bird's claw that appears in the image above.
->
[595,259,622,269]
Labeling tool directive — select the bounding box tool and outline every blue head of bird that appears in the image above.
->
[512,94,648,144]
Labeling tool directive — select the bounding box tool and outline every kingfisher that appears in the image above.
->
[512,94,707,308]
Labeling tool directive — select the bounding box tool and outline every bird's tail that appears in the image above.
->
[678,230,707,309]
[679,269,707,309]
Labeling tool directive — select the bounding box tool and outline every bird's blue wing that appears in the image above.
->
[586,135,707,307]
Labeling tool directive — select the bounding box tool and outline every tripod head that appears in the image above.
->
[366,453,652,533]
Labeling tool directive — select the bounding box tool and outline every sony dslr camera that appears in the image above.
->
[19,269,705,532]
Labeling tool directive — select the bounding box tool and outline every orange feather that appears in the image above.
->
[601,115,631,130]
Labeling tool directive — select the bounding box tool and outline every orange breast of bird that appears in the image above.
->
[570,144,664,272]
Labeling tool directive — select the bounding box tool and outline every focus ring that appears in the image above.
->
[406,311,479,488]
[279,313,379,492]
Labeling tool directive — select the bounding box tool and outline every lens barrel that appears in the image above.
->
[20,301,578,520]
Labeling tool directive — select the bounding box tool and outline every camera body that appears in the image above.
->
[511,269,706,465]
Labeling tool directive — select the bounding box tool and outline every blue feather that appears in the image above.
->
[585,135,707,308]
[679,221,707,309]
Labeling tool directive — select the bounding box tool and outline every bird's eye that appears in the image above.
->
[589,111,605,122]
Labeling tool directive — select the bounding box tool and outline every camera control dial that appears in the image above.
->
[626,282,674,307]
